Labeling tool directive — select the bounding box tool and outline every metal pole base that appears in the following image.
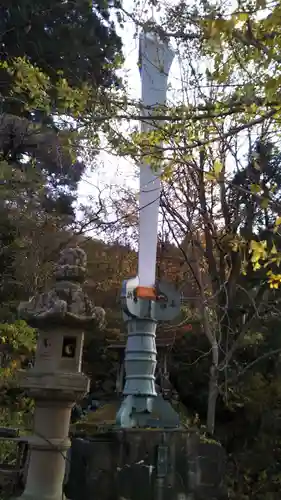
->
[118,277,182,429]
[116,394,180,429]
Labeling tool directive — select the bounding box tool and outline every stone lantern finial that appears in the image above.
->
[18,246,105,330]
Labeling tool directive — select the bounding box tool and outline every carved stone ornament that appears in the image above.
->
[18,247,105,330]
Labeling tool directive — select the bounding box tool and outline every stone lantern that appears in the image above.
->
[16,247,105,500]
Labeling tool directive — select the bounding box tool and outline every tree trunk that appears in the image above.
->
[191,238,219,435]
[207,342,219,435]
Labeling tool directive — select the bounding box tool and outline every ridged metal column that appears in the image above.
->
[123,318,157,398]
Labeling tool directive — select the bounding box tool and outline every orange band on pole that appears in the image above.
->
[135,286,156,300]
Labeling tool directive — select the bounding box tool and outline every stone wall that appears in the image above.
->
[64,429,226,500]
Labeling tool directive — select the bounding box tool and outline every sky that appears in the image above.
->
[77,0,181,218]
[77,0,140,206]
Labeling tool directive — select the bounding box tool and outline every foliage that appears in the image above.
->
[0,0,123,117]
[0,320,36,387]
[0,0,124,321]
[0,0,124,214]
[0,319,35,468]
[196,0,281,285]
[0,318,35,468]
[0,320,36,352]
[0,404,33,466]
[0,158,75,321]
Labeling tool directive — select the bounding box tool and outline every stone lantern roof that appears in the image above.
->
[18,247,105,331]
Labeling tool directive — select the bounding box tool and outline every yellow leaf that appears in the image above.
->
[210,21,219,37]
[236,12,249,22]
[205,172,216,181]
[261,198,269,209]
[250,183,261,194]
[275,217,281,227]
[232,12,249,27]
[268,272,281,289]
[230,241,239,252]
[214,159,223,176]
[271,244,278,255]
[250,240,267,252]
[250,240,267,265]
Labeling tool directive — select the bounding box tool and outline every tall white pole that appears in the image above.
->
[116,30,180,429]
[138,31,174,288]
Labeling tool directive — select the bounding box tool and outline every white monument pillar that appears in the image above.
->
[138,30,174,288]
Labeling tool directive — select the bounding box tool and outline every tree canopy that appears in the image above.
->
[0,0,123,117]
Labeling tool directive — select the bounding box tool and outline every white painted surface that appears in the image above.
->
[138,31,174,287]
